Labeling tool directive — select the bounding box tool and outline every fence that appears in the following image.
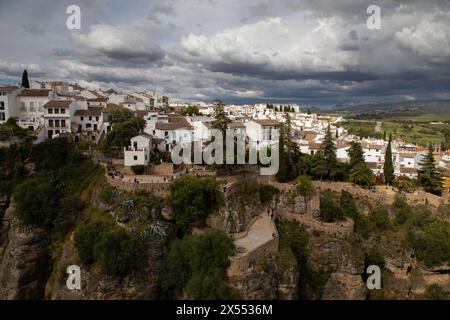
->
[106,174,170,197]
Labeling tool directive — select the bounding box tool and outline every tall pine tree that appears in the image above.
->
[418,144,443,196]
[383,134,395,185]
[21,69,30,88]
[347,140,365,170]
[313,125,338,180]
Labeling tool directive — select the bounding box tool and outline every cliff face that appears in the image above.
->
[228,254,298,300]
[48,240,162,300]
[0,202,50,299]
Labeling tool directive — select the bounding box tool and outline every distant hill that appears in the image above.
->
[333,100,450,115]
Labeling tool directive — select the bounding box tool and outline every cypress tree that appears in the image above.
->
[418,144,444,196]
[21,69,30,88]
[383,134,395,185]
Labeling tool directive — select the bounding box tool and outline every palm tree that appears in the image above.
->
[350,163,375,187]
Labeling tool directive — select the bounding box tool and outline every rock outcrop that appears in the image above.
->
[0,202,50,299]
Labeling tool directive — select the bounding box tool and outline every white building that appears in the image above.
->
[16,89,55,130]
[43,100,76,138]
[72,107,103,140]
[0,86,22,124]
[124,132,153,166]
[244,119,280,149]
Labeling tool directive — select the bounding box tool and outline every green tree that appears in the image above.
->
[350,162,375,187]
[160,229,236,299]
[276,113,305,182]
[21,69,30,88]
[181,105,201,116]
[211,106,231,136]
[347,140,365,171]
[296,175,313,212]
[319,190,344,222]
[313,125,338,180]
[105,109,145,151]
[418,144,444,195]
[383,134,395,185]
[169,176,223,235]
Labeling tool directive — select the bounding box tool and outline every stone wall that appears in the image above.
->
[228,236,279,277]
[105,174,169,197]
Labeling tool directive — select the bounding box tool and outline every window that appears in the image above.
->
[48,108,53,114]
[86,123,92,128]
[48,130,53,137]
[20,102,26,112]
[93,124,97,131]
[61,120,66,128]
[96,116,99,121]
[55,108,59,114]
[38,102,43,111]
[89,116,92,121]
[55,120,60,127]
[0,102,4,110]
[29,102,35,112]
[0,113,5,121]
[49,120,54,127]
[134,155,138,161]
[60,108,65,114]
[80,116,84,121]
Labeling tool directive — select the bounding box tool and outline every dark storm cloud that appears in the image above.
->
[0,0,449,106]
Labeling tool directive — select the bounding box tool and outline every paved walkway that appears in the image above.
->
[233,210,278,257]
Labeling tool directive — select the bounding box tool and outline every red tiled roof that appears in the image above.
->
[19,89,50,97]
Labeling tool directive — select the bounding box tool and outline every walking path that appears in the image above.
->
[233,208,278,257]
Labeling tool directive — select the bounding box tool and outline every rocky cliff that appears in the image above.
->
[0,202,50,299]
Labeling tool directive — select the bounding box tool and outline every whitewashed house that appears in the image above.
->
[16,89,55,130]
[72,107,103,140]
[0,86,22,124]
[244,119,280,150]
[43,100,76,138]
[124,132,153,166]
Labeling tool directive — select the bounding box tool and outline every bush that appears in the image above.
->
[368,206,390,231]
[160,229,235,299]
[74,220,112,265]
[14,176,59,227]
[320,191,344,222]
[407,220,450,267]
[259,184,279,204]
[131,165,145,175]
[425,284,448,300]
[74,218,148,277]
[169,176,223,235]
[93,228,148,277]
[392,176,416,193]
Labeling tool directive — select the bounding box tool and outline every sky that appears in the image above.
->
[0,0,449,107]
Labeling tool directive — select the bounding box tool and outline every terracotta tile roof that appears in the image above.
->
[73,107,102,117]
[308,142,322,150]
[229,122,245,128]
[44,100,72,108]
[103,103,123,113]
[400,167,418,174]
[366,162,379,169]
[18,89,50,97]
[253,119,281,126]
[0,85,19,93]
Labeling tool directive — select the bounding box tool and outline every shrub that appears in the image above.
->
[320,191,344,222]
[93,228,148,277]
[259,184,279,204]
[74,220,111,265]
[425,284,448,300]
[169,176,223,235]
[14,176,59,227]
[131,165,145,175]
[160,229,235,299]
